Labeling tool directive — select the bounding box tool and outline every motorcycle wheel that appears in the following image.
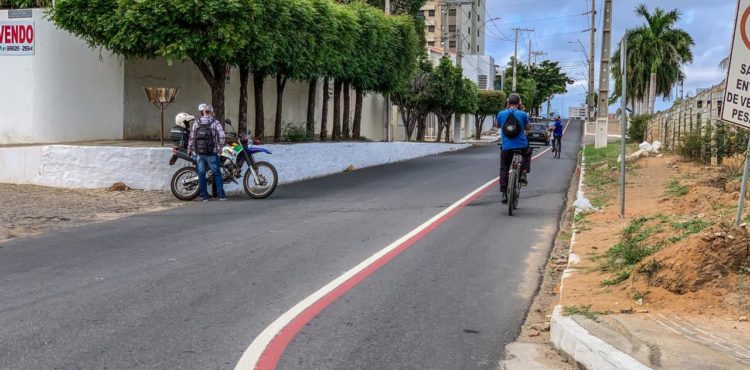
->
[171,166,201,201]
[243,161,278,199]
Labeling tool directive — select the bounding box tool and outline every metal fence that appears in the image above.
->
[644,81,749,165]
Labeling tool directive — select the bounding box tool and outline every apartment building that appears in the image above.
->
[420,0,486,55]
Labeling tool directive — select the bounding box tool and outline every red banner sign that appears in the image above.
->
[0,20,35,56]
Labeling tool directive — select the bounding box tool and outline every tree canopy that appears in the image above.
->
[502,58,571,116]
[611,4,694,114]
[50,0,421,132]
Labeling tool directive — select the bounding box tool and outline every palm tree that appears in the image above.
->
[611,5,694,114]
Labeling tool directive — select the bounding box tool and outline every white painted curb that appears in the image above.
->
[0,142,470,191]
[551,124,652,370]
[550,306,651,370]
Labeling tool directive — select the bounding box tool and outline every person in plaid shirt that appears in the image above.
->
[188,104,227,201]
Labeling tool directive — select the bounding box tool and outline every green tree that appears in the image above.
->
[611,5,694,114]
[392,58,433,141]
[51,0,252,123]
[474,90,506,140]
[428,58,477,143]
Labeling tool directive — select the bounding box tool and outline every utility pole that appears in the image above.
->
[588,0,596,122]
[512,27,533,93]
[528,39,532,66]
[597,0,612,119]
[531,51,546,66]
[595,0,612,148]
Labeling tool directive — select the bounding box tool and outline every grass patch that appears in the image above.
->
[600,216,663,286]
[601,270,631,286]
[558,230,572,242]
[668,218,712,243]
[664,179,689,198]
[563,305,599,321]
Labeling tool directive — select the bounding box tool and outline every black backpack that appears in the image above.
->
[503,110,522,139]
[194,121,215,154]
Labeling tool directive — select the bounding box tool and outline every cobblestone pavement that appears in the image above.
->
[0,184,183,242]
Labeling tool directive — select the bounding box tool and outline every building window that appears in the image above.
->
[448,24,456,32]
[427,41,435,47]
[428,9,435,17]
[448,9,456,16]
[428,25,435,33]
[449,40,456,48]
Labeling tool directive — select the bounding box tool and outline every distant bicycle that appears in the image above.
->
[552,137,562,159]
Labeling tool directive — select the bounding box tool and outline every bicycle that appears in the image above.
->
[506,147,534,216]
[552,136,562,159]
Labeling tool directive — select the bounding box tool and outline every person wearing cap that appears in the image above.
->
[188,104,227,201]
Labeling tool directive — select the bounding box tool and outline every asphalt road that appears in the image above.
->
[0,121,582,370]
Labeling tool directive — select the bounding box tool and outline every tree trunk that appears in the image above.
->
[417,115,426,141]
[274,73,288,142]
[444,114,451,143]
[353,87,363,140]
[342,81,351,139]
[210,61,226,124]
[648,72,657,114]
[401,107,413,141]
[307,79,317,139]
[474,114,485,140]
[239,65,249,135]
[332,80,342,140]
[253,73,265,140]
[436,115,444,142]
[320,77,329,141]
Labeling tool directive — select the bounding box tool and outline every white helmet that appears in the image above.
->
[175,112,195,128]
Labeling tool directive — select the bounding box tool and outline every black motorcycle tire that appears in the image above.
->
[170,166,201,201]
[243,161,278,199]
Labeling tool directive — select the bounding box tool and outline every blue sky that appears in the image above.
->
[483,0,736,116]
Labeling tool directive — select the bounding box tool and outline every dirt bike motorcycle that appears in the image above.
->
[168,113,278,201]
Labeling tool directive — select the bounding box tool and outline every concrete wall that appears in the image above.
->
[124,59,387,141]
[0,9,124,145]
[0,142,469,191]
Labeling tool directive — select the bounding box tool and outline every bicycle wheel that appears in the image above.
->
[507,169,516,216]
[556,140,561,158]
[512,168,521,210]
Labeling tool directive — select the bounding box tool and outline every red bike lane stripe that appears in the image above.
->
[237,119,574,370]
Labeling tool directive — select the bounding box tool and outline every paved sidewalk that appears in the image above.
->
[462,134,500,144]
[567,312,750,369]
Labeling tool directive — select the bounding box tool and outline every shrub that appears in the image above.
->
[283,123,312,143]
[628,114,650,143]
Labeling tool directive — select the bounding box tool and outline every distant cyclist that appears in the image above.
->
[497,94,532,204]
[552,116,563,151]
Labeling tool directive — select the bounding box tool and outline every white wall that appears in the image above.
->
[124,59,387,141]
[0,142,469,191]
[0,9,124,145]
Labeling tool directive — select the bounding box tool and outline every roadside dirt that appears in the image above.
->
[561,153,750,320]
[0,183,183,243]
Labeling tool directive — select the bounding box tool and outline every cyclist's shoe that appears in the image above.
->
[520,172,528,186]
[501,192,509,204]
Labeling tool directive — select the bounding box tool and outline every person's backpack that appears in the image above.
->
[503,110,523,139]
[194,121,215,154]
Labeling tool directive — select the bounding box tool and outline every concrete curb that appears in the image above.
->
[550,306,652,370]
[550,128,652,370]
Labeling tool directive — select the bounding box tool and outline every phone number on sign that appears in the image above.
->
[1,46,33,52]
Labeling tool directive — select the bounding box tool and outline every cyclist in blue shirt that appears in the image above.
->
[552,116,564,151]
[496,94,532,204]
